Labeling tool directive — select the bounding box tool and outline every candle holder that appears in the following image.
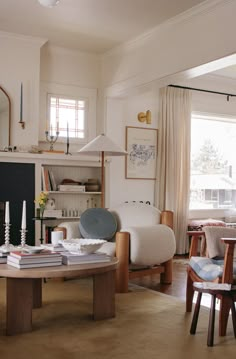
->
[0,223,14,252]
[65,141,72,155]
[19,229,28,248]
[45,130,59,151]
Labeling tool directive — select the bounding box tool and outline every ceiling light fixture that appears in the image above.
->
[38,0,60,8]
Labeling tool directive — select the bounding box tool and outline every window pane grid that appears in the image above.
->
[190,113,236,210]
[48,94,86,139]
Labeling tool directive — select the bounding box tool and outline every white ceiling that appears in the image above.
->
[0,0,206,53]
[211,65,236,80]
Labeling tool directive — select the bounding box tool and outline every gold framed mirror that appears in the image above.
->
[0,86,11,148]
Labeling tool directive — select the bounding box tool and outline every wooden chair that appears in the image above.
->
[186,226,236,336]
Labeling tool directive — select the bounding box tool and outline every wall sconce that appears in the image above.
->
[137,110,151,124]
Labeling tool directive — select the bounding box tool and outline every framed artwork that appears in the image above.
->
[125,126,158,179]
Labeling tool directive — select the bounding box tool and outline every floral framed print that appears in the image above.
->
[125,126,158,179]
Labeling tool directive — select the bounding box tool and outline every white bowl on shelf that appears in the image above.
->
[62,238,106,254]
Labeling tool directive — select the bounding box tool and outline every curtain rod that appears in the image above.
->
[168,84,236,101]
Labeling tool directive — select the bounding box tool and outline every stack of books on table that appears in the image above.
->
[7,250,63,269]
[62,252,111,265]
[0,251,8,264]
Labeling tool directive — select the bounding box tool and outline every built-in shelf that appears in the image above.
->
[49,191,101,195]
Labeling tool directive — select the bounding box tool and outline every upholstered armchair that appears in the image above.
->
[55,202,176,293]
[186,226,236,336]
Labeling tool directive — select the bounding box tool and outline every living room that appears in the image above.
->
[0,0,236,356]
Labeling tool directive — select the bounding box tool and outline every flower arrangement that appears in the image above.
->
[35,191,48,218]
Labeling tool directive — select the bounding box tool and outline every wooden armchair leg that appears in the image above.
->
[115,232,130,293]
[186,271,195,312]
[219,295,231,336]
[160,259,172,284]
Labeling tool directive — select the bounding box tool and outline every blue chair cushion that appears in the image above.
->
[79,208,117,240]
[189,256,236,281]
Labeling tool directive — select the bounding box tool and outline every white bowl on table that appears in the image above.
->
[62,238,107,254]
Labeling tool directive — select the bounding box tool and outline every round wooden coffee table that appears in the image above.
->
[0,258,118,335]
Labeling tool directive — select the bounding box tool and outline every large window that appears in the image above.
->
[47,94,87,142]
[190,113,236,210]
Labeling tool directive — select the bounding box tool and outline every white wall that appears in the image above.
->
[40,45,100,87]
[0,32,45,147]
[39,44,101,153]
[106,87,159,208]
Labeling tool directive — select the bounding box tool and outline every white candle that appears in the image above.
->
[21,200,26,230]
[5,201,10,224]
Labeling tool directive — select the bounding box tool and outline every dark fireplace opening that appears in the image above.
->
[0,162,35,246]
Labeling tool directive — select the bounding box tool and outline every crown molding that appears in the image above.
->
[103,0,233,58]
[0,30,47,47]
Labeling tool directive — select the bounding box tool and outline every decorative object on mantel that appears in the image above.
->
[78,133,127,208]
[65,121,72,155]
[45,127,59,151]
[38,0,60,7]
[137,110,152,124]
[19,82,25,129]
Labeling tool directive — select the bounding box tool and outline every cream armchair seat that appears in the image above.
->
[55,203,176,293]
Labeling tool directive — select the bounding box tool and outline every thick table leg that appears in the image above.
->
[93,270,116,320]
[33,278,42,308]
[6,278,34,335]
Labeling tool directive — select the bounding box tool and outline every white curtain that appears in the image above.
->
[155,86,192,254]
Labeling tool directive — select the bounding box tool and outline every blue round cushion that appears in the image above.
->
[79,208,117,240]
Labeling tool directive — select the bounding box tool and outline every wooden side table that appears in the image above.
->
[190,282,236,346]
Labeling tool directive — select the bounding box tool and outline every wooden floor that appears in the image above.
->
[130,257,188,300]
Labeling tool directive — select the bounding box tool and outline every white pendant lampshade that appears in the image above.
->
[78,134,127,208]
[38,0,60,7]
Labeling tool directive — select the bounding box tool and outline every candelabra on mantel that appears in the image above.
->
[45,129,59,151]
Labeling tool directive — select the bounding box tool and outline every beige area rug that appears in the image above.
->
[0,278,235,359]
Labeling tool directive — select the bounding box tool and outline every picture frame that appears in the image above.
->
[125,126,158,179]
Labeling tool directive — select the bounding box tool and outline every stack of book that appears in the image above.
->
[58,184,86,192]
[43,209,63,218]
[7,250,63,269]
[0,251,8,264]
[62,252,111,265]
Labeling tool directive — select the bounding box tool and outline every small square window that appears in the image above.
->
[47,94,87,142]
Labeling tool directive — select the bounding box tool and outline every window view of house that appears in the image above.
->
[190,113,236,210]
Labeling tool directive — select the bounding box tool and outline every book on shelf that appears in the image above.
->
[61,252,111,265]
[41,167,51,191]
[58,184,86,192]
[7,259,62,269]
[7,254,62,265]
[48,169,57,191]
[45,226,55,244]
[43,209,63,218]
